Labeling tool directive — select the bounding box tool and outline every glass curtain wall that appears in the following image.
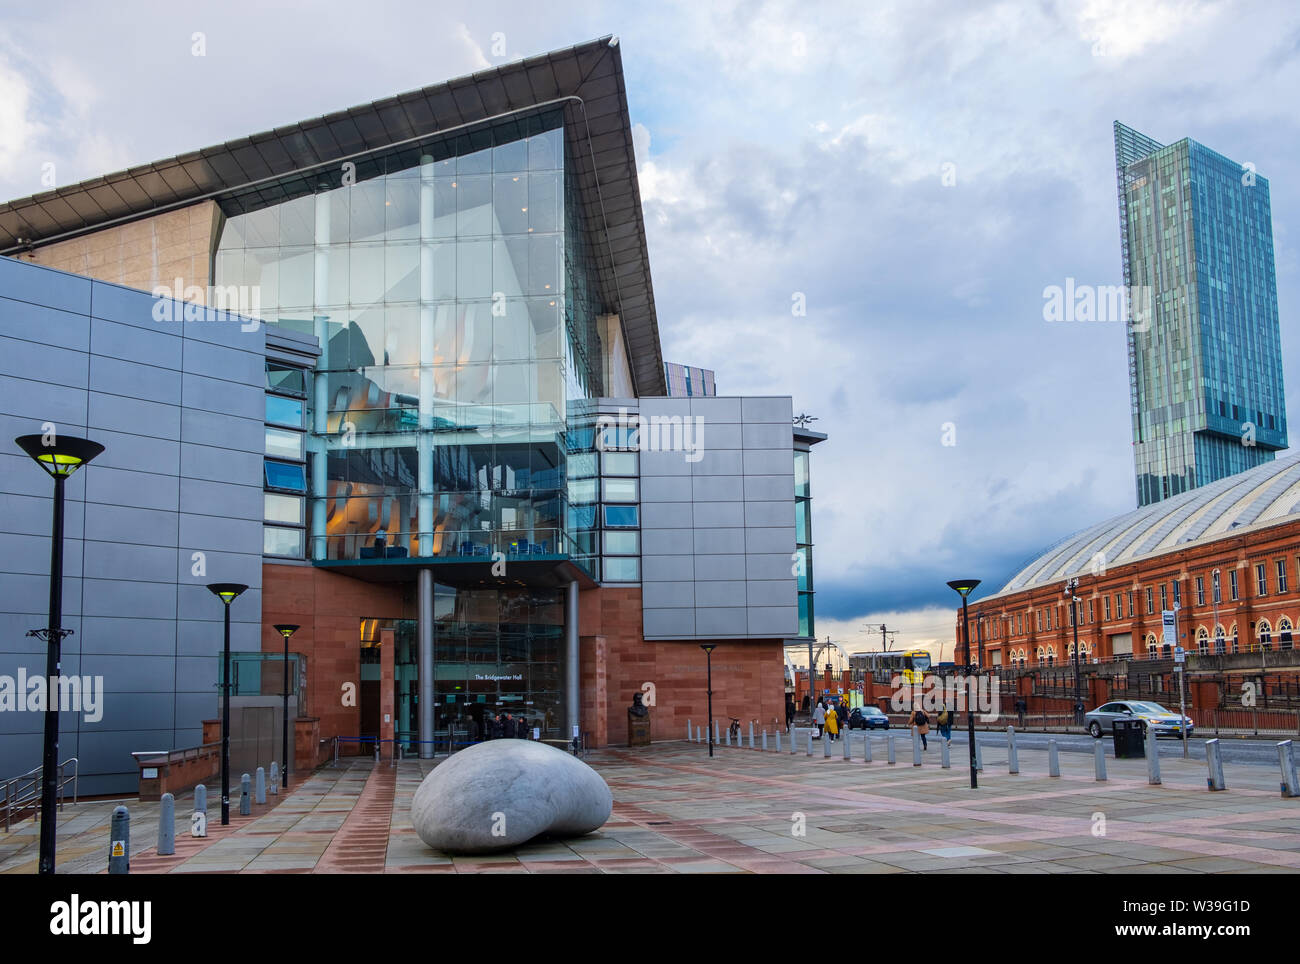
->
[215,110,604,563]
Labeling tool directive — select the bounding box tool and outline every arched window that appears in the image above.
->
[1145,633,1158,657]
[1258,619,1273,653]
[1046,645,1057,666]
[1231,624,1239,654]
[1197,626,1209,656]
[1280,616,1293,652]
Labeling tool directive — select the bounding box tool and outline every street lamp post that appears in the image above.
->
[209,583,248,825]
[700,645,715,757]
[1064,578,1084,725]
[273,624,299,789]
[947,579,981,790]
[15,433,104,875]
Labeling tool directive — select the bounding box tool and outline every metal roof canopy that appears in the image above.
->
[0,35,665,396]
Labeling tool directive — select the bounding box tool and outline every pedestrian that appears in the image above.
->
[785,696,795,732]
[502,713,516,739]
[812,699,826,739]
[825,703,839,742]
[907,703,930,750]
[936,703,952,743]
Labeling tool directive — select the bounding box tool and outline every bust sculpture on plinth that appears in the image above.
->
[628,691,651,746]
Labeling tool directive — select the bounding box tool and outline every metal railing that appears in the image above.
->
[131,742,221,768]
[2,758,78,832]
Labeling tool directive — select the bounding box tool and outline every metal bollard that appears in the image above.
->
[108,806,130,874]
[725,727,731,747]
[194,784,207,814]
[975,738,984,772]
[887,733,896,765]
[1007,726,1019,774]
[192,784,208,838]
[1048,740,1060,777]
[687,719,692,742]
[158,793,175,856]
[863,735,872,763]
[806,732,813,756]
[269,761,280,795]
[843,733,851,760]
[256,766,267,805]
[762,731,768,751]
[714,720,720,744]
[1094,741,1107,781]
[749,722,755,747]
[776,730,781,753]
[240,773,252,815]
[1205,739,1226,791]
[1146,724,1162,785]
[374,741,380,763]
[941,738,951,769]
[823,733,831,757]
[1278,740,1300,797]
[911,726,922,767]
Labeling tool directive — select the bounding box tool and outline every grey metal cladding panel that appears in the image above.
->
[84,428,181,476]
[88,391,181,441]
[691,449,743,476]
[693,528,746,555]
[639,449,692,476]
[641,555,692,582]
[640,475,692,503]
[694,580,747,607]
[0,334,88,388]
[741,397,793,424]
[0,257,93,314]
[741,422,794,450]
[88,354,182,406]
[89,692,176,731]
[175,548,261,586]
[174,693,214,730]
[181,441,262,484]
[0,493,84,539]
[0,376,87,426]
[748,606,797,638]
[743,449,795,476]
[182,373,264,421]
[744,474,795,502]
[693,554,746,580]
[82,577,178,620]
[79,616,177,657]
[696,608,749,636]
[85,465,180,512]
[641,502,692,529]
[0,295,90,351]
[643,608,696,638]
[82,541,178,584]
[89,279,169,329]
[179,512,263,555]
[176,617,258,658]
[0,531,83,575]
[747,579,796,606]
[744,501,795,528]
[89,317,182,369]
[175,655,220,693]
[180,477,262,521]
[691,475,743,502]
[745,526,796,554]
[181,338,264,386]
[71,732,175,779]
[689,397,741,421]
[84,503,178,548]
[78,652,180,691]
[746,553,796,581]
[181,408,263,454]
[692,502,743,528]
[640,528,692,555]
[178,583,262,621]
[697,422,741,450]
[641,581,694,609]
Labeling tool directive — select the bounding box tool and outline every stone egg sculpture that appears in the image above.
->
[411,739,613,853]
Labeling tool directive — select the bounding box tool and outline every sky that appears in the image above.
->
[1,0,1297,660]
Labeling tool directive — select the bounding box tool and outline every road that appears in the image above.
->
[943,728,1288,767]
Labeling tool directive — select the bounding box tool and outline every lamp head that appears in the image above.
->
[947,579,981,598]
[274,624,300,639]
[699,644,715,655]
[15,433,104,478]
[207,583,249,606]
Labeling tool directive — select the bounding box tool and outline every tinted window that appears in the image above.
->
[265,460,307,492]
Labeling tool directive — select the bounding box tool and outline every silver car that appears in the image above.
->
[1085,700,1194,739]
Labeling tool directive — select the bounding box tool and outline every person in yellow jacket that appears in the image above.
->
[824,704,839,741]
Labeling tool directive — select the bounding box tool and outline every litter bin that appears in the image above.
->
[1112,718,1145,759]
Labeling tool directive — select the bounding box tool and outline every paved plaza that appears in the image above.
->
[5,734,1300,874]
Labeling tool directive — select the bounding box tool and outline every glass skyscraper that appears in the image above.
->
[1115,121,1286,506]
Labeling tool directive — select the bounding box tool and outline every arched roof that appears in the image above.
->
[996,455,1300,597]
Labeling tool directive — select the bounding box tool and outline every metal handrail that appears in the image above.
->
[2,757,78,832]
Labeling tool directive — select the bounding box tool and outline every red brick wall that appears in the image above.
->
[261,563,411,750]
[579,586,786,747]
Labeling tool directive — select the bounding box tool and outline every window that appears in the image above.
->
[1280,617,1293,651]
[1127,591,1134,617]
[1146,587,1154,614]
[1256,563,1267,597]
[1087,599,1094,623]
[265,427,304,460]
[603,531,639,555]
[265,460,307,492]
[568,478,597,504]
[264,493,303,525]
[1212,572,1222,604]
[266,363,307,395]
[603,505,638,528]
[1160,585,1167,611]
[266,394,305,428]
[1104,596,1111,620]
[1277,560,1288,594]
[602,557,639,582]
[600,452,638,476]
[1196,576,1204,607]
[1230,570,1239,601]
[264,525,304,557]
[1036,611,1042,632]
[1172,581,1180,607]
[1258,620,1273,653]
[601,478,638,502]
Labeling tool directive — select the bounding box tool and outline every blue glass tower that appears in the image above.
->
[1115,121,1286,506]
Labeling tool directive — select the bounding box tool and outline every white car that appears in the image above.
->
[1085,700,1194,739]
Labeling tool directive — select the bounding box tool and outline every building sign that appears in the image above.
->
[473,673,523,681]
[1161,610,1176,649]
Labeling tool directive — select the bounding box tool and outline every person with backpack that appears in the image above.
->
[936,704,952,742]
[907,703,930,750]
